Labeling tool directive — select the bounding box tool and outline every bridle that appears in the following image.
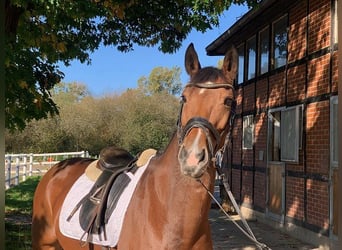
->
[176,81,236,168]
[176,81,270,249]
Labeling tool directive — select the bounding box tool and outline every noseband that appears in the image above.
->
[177,82,236,164]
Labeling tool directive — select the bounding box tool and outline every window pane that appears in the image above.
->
[243,115,254,149]
[259,27,269,75]
[281,107,299,162]
[247,36,256,80]
[273,16,288,69]
[237,45,245,84]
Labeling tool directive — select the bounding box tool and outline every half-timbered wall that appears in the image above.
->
[227,0,338,237]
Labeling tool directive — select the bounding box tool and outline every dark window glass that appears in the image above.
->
[247,36,256,80]
[259,27,269,75]
[237,45,245,84]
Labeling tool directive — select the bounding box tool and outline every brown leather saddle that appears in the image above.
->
[67,146,136,243]
[66,146,157,245]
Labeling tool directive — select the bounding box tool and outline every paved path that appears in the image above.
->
[209,209,318,250]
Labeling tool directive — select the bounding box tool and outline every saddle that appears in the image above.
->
[66,146,156,244]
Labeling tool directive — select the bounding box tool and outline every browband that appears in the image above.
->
[185,81,234,90]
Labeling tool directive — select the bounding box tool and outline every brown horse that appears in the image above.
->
[32,43,237,250]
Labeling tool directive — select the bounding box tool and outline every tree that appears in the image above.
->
[117,89,179,154]
[5,0,258,131]
[137,66,182,95]
[52,82,90,105]
[5,84,180,155]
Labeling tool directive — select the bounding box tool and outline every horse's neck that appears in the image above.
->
[147,135,215,242]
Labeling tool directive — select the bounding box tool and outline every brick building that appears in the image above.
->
[206,0,339,247]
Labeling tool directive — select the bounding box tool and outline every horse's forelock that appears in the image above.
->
[189,67,224,84]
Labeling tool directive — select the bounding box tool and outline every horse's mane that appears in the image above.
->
[189,67,224,84]
[53,157,94,174]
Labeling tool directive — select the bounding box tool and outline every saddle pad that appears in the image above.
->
[59,155,153,247]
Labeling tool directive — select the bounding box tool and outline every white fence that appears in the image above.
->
[5,151,89,189]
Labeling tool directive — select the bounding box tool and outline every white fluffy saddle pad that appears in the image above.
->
[59,155,153,247]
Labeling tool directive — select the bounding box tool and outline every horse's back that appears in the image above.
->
[32,158,94,249]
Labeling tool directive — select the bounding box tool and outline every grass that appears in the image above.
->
[5,176,41,250]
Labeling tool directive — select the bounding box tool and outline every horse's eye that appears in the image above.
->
[180,95,187,103]
[224,97,233,107]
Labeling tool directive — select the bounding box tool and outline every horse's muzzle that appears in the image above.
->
[178,144,209,178]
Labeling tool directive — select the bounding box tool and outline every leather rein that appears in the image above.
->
[176,81,236,167]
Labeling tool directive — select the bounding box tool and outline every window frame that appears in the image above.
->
[268,105,303,163]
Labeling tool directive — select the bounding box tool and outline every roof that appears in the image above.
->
[206,0,295,56]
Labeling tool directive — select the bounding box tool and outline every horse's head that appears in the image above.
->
[177,43,237,179]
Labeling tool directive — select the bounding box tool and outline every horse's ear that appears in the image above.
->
[185,43,201,77]
[222,46,238,84]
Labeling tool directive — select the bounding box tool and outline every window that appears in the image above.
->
[280,106,301,162]
[237,44,245,84]
[259,27,269,75]
[331,96,338,167]
[268,105,302,162]
[247,36,256,80]
[243,115,254,149]
[272,15,288,69]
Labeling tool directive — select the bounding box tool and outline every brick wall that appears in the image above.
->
[228,0,337,235]
[332,51,338,92]
[254,171,266,210]
[286,176,305,220]
[307,54,330,98]
[232,168,241,200]
[306,179,329,230]
[242,150,253,167]
[232,118,242,165]
[241,170,253,205]
[243,83,255,111]
[288,0,307,63]
[254,112,267,167]
[287,64,306,102]
[235,88,243,115]
[306,101,330,175]
[256,78,268,111]
[268,72,286,107]
[308,0,331,53]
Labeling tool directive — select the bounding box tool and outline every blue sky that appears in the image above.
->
[58,4,249,97]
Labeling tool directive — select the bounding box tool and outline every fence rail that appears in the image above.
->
[5,151,89,189]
